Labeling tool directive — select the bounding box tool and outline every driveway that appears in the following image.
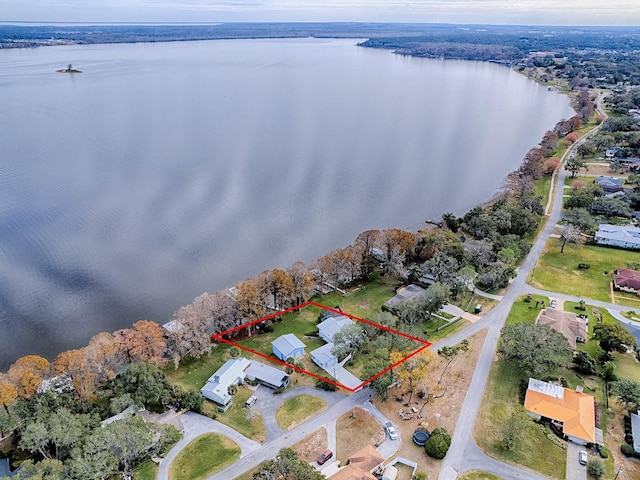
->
[157,412,262,480]
[566,441,587,480]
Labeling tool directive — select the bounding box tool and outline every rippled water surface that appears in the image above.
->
[0,38,573,369]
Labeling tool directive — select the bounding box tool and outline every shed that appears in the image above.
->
[382,465,398,480]
[272,333,306,361]
[245,360,290,389]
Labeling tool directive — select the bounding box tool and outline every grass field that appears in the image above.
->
[473,360,567,480]
[458,472,502,480]
[169,433,240,480]
[531,240,640,306]
[275,394,327,430]
[504,294,550,326]
[133,460,158,480]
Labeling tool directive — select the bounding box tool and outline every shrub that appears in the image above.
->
[424,428,451,459]
[315,380,338,391]
[625,433,634,445]
[578,263,591,270]
[587,458,605,478]
[621,443,635,457]
[599,447,609,459]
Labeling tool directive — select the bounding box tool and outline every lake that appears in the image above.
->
[0,38,573,370]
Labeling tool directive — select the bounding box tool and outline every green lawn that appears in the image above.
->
[275,394,327,430]
[531,240,640,306]
[505,294,550,326]
[535,174,553,209]
[169,433,240,480]
[458,472,503,480]
[134,460,158,480]
[473,360,567,480]
[201,386,266,441]
[164,344,234,392]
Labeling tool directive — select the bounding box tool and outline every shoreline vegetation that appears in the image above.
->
[2,23,640,477]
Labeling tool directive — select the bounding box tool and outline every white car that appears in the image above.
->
[579,450,587,465]
[385,421,398,440]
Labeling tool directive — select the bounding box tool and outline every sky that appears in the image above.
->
[3,0,640,25]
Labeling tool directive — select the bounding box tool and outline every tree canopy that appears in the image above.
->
[497,323,573,377]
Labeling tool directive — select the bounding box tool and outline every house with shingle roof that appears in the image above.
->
[329,444,384,480]
[614,268,640,294]
[594,176,624,193]
[383,284,426,310]
[524,378,600,446]
[536,308,587,349]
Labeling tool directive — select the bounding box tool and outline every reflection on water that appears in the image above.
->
[0,38,573,370]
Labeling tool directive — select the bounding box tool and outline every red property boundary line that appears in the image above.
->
[212,301,431,393]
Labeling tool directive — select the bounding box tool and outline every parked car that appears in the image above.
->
[385,421,398,440]
[579,450,587,465]
[244,395,257,408]
[317,449,333,465]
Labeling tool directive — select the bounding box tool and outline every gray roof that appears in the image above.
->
[595,224,640,247]
[272,333,305,356]
[245,360,288,388]
[0,459,16,478]
[632,412,640,453]
[311,342,337,365]
[384,284,426,308]
[318,315,354,341]
[595,176,623,187]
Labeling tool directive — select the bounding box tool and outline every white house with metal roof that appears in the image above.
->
[317,315,354,343]
[594,224,640,250]
[200,357,250,409]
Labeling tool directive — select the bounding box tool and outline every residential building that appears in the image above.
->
[200,357,250,409]
[383,284,426,310]
[318,315,355,343]
[200,357,290,410]
[272,333,306,361]
[311,342,339,369]
[245,360,290,390]
[594,224,640,250]
[594,176,624,193]
[330,444,384,480]
[613,268,640,294]
[536,308,587,349]
[524,378,601,446]
[631,411,640,454]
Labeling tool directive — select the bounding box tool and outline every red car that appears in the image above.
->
[317,449,333,465]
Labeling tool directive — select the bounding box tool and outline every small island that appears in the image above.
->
[56,63,82,73]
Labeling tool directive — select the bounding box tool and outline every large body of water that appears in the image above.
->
[0,38,573,370]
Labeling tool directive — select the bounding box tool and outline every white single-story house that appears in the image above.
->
[318,315,355,343]
[631,411,640,454]
[594,224,640,250]
[200,357,250,409]
[272,333,305,361]
[200,357,290,409]
[311,342,339,369]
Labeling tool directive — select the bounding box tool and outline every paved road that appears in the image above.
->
[440,95,608,479]
[207,388,372,479]
[157,412,262,480]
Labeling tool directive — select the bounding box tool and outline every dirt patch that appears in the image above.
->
[374,329,487,479]
[358,301,370,309]
[336,407,386,465]
[605,404,640,480]
[292,427,328,463]
[579,163,624,177]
